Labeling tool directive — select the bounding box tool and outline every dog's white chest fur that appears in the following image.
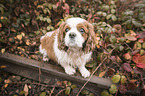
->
[54,35,92,68]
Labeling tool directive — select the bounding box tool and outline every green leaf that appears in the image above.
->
[0,7,4,15]
[40,92,46,96]
[65,87,71,95]
[111,15,117,21]
[101,90,109,96]
[124,10,134,16]
[71,85,77,89]
[111,74,120,83]
[132,20,142,27]
[119,45,124,51]
[102,5,109,11]
[102,12,107,17]
[106,14,112,20]
[19,91,25,95]
[123,20,132,25]
[109,84,117,94]
[143,42,145,48]
[137,42,142,49]
[97,11,102,15]
[67,81,71,86]
[47,18,51,23]
[81,90,89,95]
[121,76,127,84]
[89,93,94,96]
[111,9,116,14]
[110,35,116,44]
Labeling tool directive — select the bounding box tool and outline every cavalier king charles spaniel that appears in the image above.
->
[39,17,96,78]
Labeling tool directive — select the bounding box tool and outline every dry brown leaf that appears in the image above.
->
[99,71,106,77]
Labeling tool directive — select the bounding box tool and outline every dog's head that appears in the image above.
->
[58,17,96,53]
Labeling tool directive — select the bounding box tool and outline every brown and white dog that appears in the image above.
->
[39,17,96,78]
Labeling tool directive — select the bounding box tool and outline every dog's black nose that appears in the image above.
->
[69,32,76,39]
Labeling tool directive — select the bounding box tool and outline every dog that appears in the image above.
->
[39,17,96,78]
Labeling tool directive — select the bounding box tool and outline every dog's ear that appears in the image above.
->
[83,23,96,53]
[57,22,68,51]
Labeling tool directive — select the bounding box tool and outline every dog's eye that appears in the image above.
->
[65,28,69,32]
[79,28,85,33]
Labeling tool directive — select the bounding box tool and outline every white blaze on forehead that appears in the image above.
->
[65,17,86,27]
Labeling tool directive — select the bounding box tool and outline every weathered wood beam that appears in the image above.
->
[0,53,113,95]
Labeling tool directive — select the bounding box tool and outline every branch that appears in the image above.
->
[76,56,108,96]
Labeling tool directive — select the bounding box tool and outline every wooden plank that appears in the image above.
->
[0,53,113,95]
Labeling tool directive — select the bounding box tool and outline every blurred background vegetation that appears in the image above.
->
[0,0,145,95]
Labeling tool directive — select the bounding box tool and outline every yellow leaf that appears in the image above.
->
[1,48,5,54]
[124,53,131,60]
[26,41,30,45]
[0,65,6,68]
[17,34,22,40]
[0,23,2,28]
[99,71,106,77]
[4,79,11,88]
[129,79,137,83]
[24,84,29,96]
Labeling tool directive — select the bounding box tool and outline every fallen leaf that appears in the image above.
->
[99,71,106,77]
[107,68,115,76]
[1,48,5,54]
[125,34,137,41]
[133,54,145,68]
[121,75,127,84]
[101,90,109,96]
[129,79,137,83]
[133,67,142,74]
[133,54,141,64]
[17,34,22,40]
[24,84,28,96]
[81,90,89,95]
[65,87,71,95]
[119,84,127,94]
[116,56,122,63]
[121,63,132,72]
[111,74,120,83]
[109,84,117,94]
[40,92,46,96]
[4,79,11,88]
[0,23,2,28]
[26,41,30,45]
[0,65,6,68]
[124,53,132,60]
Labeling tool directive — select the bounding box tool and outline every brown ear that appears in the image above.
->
[57,22,68,51]
[83,23,96,53]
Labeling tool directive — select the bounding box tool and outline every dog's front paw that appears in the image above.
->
[43,56,49,61]
[80,67,90,78]
[64,66,76,75]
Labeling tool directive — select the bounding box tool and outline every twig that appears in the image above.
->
[140,74,144,89]
[76,56,107,96]
[55,89,65,96]
[49,85,56,96]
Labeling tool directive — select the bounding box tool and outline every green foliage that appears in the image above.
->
[122,2,145,30]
